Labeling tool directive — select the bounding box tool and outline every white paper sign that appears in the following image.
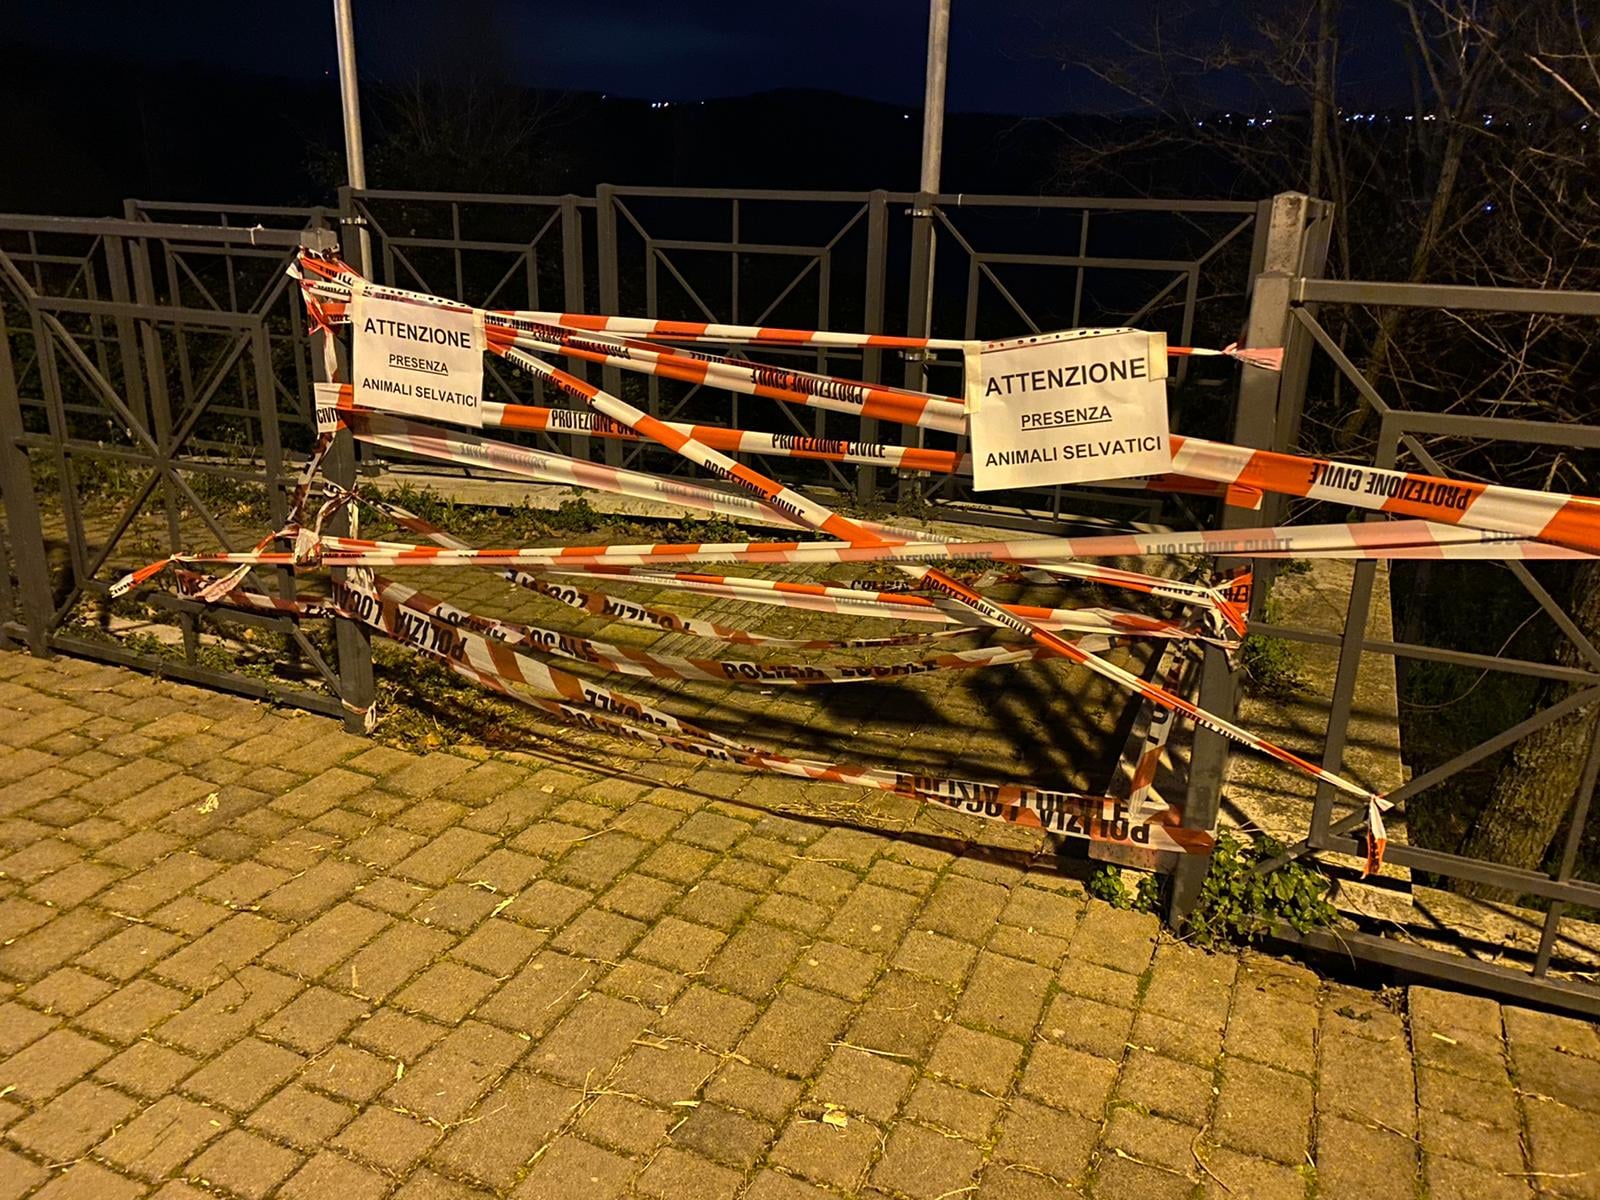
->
[967,328,1170,490]
[350,292,485,427]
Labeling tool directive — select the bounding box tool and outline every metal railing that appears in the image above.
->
[1171,266,1600,1016]
[7,186,1597,1013]
[0,213,369,717]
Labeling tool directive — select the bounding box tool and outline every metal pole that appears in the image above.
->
[919,0,951,196]
[902,0,951,504]
[332,0,367,191]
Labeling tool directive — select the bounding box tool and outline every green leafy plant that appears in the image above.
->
[1238,632,1305,698]
[1185,832,1338,948]
[1088,865,1166,914]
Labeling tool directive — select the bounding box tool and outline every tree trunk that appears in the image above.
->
[1459,560,1600,900]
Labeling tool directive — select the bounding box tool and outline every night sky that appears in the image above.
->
[12,0,1409,116]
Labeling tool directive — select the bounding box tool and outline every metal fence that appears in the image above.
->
[3,186,1598,1014]
[1170,261,1600,1016]
[0,212,364,715]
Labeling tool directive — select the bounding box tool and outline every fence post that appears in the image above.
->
[595,184,625,468]
[0,293,53,655]
[860,190,889,505]
[1169,191,1315,924]
[311,223,374,734]
[899,191,937,504]
[559,195,593,463]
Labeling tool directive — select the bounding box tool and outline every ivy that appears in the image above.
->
[1186,832,1338,948]
[1085,831,1338,950]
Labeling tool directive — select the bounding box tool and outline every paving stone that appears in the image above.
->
[991,1097,1099,1183]
[186,1128,301,1200]
[1419,1108,1526,1172]
[872,1120,984,1198]
[788,939,882,1001]
[1314,1114,1418,1200]
[258,859,369,921]
[1044,969,1138,1036]
[257,986,369,1053]
[956,951,1054,1041]
[1018,1041,1119,1118]
[1195,1144,1309,1199]
[502,878,593,930]
[0,1147,48,1200]
[1040,991,1135,1059]
[334,1106,439,1172]
[0,1028,113,1101]
[29,1162,146,1200]
[1115,1046,1216,1125]
[902,1077,1001,1140]
[742,1170,836,1200]
[246,1083,356,1150]
[668,876,755,934]
[1510,1041,1600,1112]
[100,1094,232,1181]
[393,827,498,886]
[926,1022,1025,1093]
[450,918,544,975]
[1226,984,1319,1074]
[1067,900,1159,975]
[183,1036,306,1112]
[1503,1004,1600,1060]
[278,1151,392,1200]
[344,922,456,1002]
[1102,1104,1202,1176]
[0,907,121,981]
[894,928,979,985]
[670,1101,773,1169]
[704,1060,804,1123]
[1317,1030,1416,1133]
[23,965,114,1016]
[349,1008,446,1063]
[511,1136,636,1200]
[302,1043,397,1104]
[387,1022,529,1121]
[477,951,596,1037]
[394,961,500,1024]
[1141,942,1235,1030]
[432,1071,583,1188]
[919,874,1009,941]
[754,891,829,934]
[739,985,852,1077]
[822,882,919,954]
[846,970,952,1059]
[156,966,301,1056]
[573,1093,674,1157]
[95,1040,201,1098]
[1126,1010,1223,1070]
[0,1000,56,1057]
[527,992,651,1086]
[77,977,188,1043]
[548,904,646,960]
[1523,1097,1600,1200]
[612,1040,721,1104]
[704,922,806,998]
[1092,1154,1195,1200]
[809,1043,915,1121]
[1213,1058,1312,1166]
[1424,1154,1534,1200]
[151,912,286,989]
[9,1080,139,1160]
[601,958,686,1008]
[1321,984,1406,1046]
[632,916,726,973]
[78,924,184,982]
[767,1115,880,1192]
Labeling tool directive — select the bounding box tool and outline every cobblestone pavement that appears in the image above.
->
[3,652,1600,1200]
